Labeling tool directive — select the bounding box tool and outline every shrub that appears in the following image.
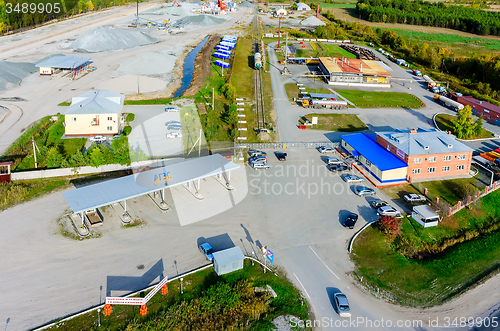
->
[125,113,135,122]
[122,126,132,136]
[377,216,402,238]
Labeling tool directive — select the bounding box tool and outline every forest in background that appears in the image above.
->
[287,10,500,105]
[0,0,144,33]
[356,0,500,36]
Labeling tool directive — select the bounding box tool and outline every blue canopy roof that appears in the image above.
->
[341,133,408,171]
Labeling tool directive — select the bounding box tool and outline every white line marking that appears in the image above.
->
[309,246,340,280]
[293,273,311,299]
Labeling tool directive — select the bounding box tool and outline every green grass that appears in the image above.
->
[320,3,357,9]
[300,113,368,131]
[2,115,86,171]
[57,102,71,106]
[413,177,481,205]
[435,113,495,140]
[389,29,500,54]
[352,222,500,307]
[124,98,173,105]
[0,171,128,212]
[231,37,254,99]
[46,260,310,330]
[337,90,425,108]
[294,43,357,59]
[285,83,302,103]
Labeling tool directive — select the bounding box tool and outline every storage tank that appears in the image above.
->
[423,75,436,87]
[254,53,262,69]
[434,95,464,111]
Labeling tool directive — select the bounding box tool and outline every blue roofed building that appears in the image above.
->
[341,132,408,184]
[341,128,473,185]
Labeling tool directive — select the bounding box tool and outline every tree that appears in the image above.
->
[453,105,475,139]
[45,147,64,168]
[377,216,402,238]
[473,116,483,137]
[88,147,104,168]
[68,151,86,168]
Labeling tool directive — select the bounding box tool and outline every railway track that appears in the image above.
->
[252,15,265,130]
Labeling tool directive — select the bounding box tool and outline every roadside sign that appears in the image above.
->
[312,117,318,125]
[105,297,144,305]
[267,249,274,263]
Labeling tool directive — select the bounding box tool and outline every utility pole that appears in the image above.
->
[136,0,139,20]
[277,17,281,50]
[32,138,39,168]
[212,88,215,110]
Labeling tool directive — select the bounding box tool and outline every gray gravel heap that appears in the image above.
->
[272,315,305,331]
[0,61,36,91]
[300,16,326,26]
[173,14,226,28]
[70,27,157,53]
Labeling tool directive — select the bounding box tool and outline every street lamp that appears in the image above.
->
[251,251,255,266]
[97,308,101,327]
[180,278,184,294]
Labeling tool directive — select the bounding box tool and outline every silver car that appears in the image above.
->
[327,157,343,165]
[343,174,364,183]
[251,161,270,169]
[377,206,402,218]
[333,293,351,318]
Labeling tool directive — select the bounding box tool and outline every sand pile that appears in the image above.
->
[70,27,157,53]
[300,16,326,26]
[173,15,226,28]
[0,61,36,91]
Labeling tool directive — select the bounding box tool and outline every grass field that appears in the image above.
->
[46,260,310,330]
[124,98,173,105]
[352,221,500,307]
[434,113,495,140]
[300,113,368,131]
[320,3,356,9]
[294,43,357,59]
[337,90,424,108]
[390,29,500,54]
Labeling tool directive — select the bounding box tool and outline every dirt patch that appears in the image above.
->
[183,34,221,97]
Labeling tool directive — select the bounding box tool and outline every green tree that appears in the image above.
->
[453,105,475,139]
[130,148,147,163]
[88,146,104,167]
[68,151,86,169]
[45,147,64,168]
[473,116,483,137]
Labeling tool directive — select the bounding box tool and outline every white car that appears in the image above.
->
[166,132,182,139]
[404,193,426,203]
[327,157,343,165]
[165,106,180,112]
[89,135,106,143]
[377,206,402,218]
[343,174,364,183]
[318,146,334,154]
[251,161,270,169]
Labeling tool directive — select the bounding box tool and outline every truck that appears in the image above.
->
[434,94,464,111]
[423,75,436,87]
[302,98,348,109]
[412,69,422,76]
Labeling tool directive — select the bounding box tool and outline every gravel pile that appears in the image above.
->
[272,315,304,331]
[118,46,184,75]
[300,16,326,26]
[173,15,226,28]
[142,4,190,16]
[70,27,157,53]
[0,61,36,91]
[238,1,255,8]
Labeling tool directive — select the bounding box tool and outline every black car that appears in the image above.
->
[343,213,358,229]
[275,151,287,161]
[370,199,388,209]
[328,164,349,172]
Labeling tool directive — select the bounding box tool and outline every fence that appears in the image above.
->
[11,157,182,181]
[414,179,500,217]
[236,142,339,150]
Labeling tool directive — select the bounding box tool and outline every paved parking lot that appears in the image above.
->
[125,105,183,157]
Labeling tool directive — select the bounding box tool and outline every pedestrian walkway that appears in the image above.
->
[327,88,356,106]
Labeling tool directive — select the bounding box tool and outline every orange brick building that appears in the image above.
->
[376,128,473,182]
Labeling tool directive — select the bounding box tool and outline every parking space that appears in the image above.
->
[125,105,183,157]
[247,148,392,236]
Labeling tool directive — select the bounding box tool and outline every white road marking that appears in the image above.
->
[293,273,311,299]
[309,246,340,280]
